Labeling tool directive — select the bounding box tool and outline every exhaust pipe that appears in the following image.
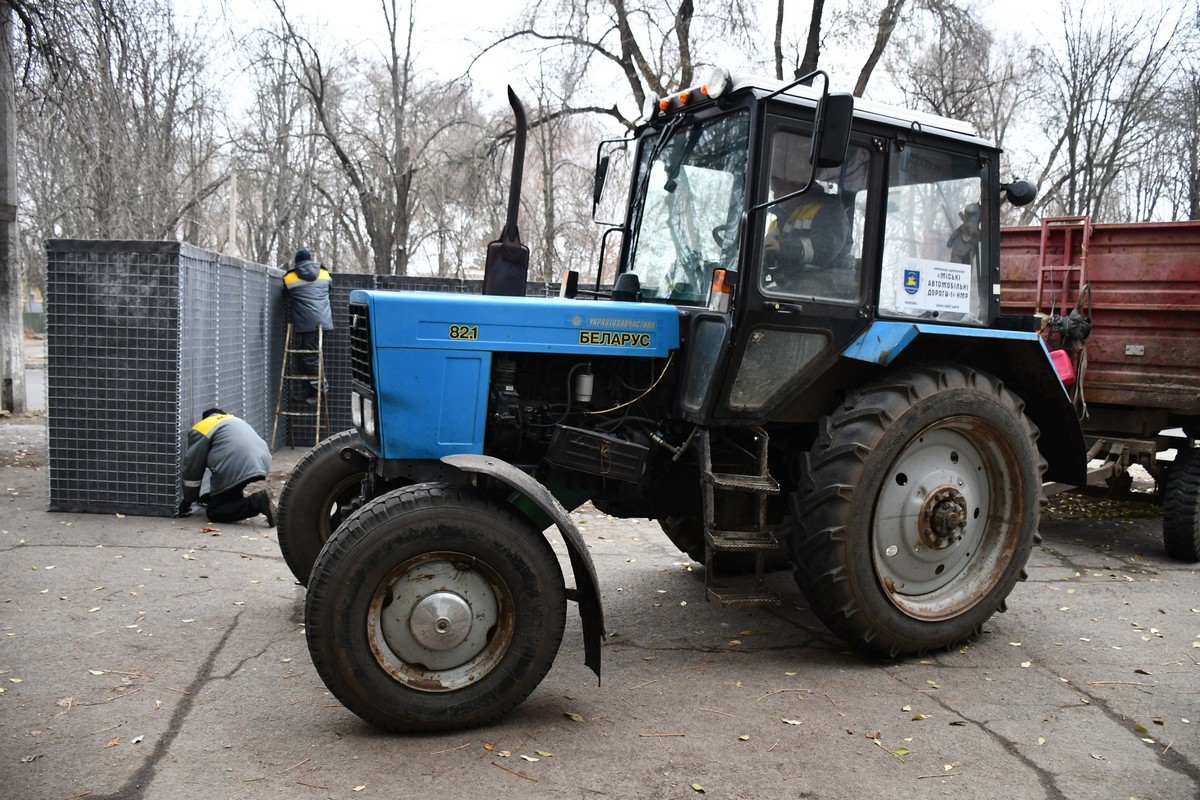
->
[483,86,530,296]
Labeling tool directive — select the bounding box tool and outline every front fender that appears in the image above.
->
[440,453,604,682]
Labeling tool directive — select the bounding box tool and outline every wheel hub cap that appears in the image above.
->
[409,591,472,651]
[920,487,967,550]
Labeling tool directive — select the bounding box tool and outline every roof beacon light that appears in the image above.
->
[704,67,730,100]
[655,68,732,116]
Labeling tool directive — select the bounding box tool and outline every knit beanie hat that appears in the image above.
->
[294,248,311,265]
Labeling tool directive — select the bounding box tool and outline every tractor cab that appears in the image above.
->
[599,69,1033,425]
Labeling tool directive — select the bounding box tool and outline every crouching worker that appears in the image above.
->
[178,409,276,526]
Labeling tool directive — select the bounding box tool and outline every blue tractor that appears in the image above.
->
[276,72,1084,732]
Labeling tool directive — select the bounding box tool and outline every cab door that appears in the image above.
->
[710,114,881,424]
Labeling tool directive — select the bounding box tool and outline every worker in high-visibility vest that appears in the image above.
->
[282,248,334,404]
[763,178,848,271]
[179,409,275,525]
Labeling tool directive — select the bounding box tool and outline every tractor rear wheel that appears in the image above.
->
[276,430,367,585]
[791,364,1043,656]
[304,482,566,732]
[1163,445,1200,562]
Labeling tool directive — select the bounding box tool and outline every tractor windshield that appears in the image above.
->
[625,110,750,305]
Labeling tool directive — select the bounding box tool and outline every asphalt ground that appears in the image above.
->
[1,414,1198,800]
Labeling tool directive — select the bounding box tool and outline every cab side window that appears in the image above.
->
[759,129,869,304]
[879,144,988,325]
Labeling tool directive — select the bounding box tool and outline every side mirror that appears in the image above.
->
[1003,179,1038,207]
[813,92,854,169]
[592,138,632,226]
[592,155,610,207]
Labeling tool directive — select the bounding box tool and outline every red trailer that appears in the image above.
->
[1000,217,1200,561]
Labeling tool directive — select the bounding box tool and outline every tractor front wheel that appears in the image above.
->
[304,482,566,732]
[276,430,368,585]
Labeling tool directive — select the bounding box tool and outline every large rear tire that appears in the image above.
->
[276,430,368,585]
[791,364,1043,656]
[305,482,566,732]
[1163,445,1200,562]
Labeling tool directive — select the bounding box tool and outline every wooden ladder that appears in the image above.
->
[271,323,330,449]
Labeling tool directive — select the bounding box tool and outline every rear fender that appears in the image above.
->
[440,453,604,682]
[843,322,1086,486]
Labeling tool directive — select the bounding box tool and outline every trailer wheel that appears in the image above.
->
[305,482,566,732]
[791,364,1043,657]
[276,430,369,585]
[1163,446,1200,562]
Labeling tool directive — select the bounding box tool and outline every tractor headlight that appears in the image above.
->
[362,396,376,438]
[351,390,363,428]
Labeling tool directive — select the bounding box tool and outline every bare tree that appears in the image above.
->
[231,27,337,269]
[7,0,225,409]
[271,0,472,276]
[484,0,755,129]
[1175,60,1200,220]
[1030,3,1184,221]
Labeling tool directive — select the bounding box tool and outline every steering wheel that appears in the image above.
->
[711,223,732,247]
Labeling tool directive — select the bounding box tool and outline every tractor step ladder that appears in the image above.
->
[698,427,782,606]
[271,324,330,449]
[1035,216,1092,316]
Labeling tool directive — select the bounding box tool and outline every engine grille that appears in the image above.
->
[349,302,373,388]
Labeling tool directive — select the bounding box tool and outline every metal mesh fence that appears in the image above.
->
[46,241,186,515]
[44,240,578,516]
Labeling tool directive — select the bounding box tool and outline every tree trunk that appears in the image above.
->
[853,0,907,97]
[773,0,784,80]
[798,0,826,79]
[0,3,24,413]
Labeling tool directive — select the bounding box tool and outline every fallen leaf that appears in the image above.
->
[1037,737,1046,746]
[738,735,750,741]
[353,786,366,792]
[892,746,910,756]
[483,742,495,751]
[564,712,585,723]
[902,704,911,712]
[1021,661,1032,668]
[104,738,120,748]
[519,754,539,762]
[535,750,553,757]
[691,784,705,793]
[781,718,802,726]
[912,714,929,721]
[926,680,940,689]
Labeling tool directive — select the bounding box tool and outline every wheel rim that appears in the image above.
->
[367,552,513,692]
[319,473,365,544]
[872,418,1023,621]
